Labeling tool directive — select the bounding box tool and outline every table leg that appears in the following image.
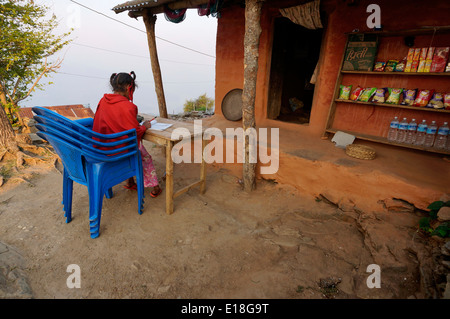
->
[165,140,174,214]
[200,137,206,194]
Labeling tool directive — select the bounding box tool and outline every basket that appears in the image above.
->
[345,144,376,160]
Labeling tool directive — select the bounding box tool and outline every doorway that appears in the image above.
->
[267,17,323,124]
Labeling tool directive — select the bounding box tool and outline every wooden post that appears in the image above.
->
[143,10,168,119]
[242,0,264,192]
[165,140,174,214]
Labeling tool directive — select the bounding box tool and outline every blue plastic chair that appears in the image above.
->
[32,107,144,238]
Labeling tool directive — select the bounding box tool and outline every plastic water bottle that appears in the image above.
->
[405,119,417,144]
[414,120,428,146]
[387,116,399,142]
[424,120,437,148]
[396,118,408,143]
[434,122,449,150]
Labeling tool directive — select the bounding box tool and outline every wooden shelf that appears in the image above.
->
[323,28,450,155]
[334,99,450,113]
[341,70,450,76]
[325,128,450,155]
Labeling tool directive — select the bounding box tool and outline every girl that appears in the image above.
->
[93,71,162,197]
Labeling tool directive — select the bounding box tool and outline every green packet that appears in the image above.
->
[385,88,403,104]
[338,85,352,100]
[357,87,376,102]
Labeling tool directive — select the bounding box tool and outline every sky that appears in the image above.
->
[21,0,218,116]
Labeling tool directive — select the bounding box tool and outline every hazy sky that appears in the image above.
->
[22,0,218,116]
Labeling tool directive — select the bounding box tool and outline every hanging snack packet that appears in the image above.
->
[427,92,444,109]
[373,61,386,72]
[385,88,403,104]
[371,88,387,103]
[338,85,352,100]
[444,93,450,110]
[413,89,434,107]
[401,89,417,106]
[350,86,364,101]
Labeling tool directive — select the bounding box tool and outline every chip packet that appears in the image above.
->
[444,93,450,110]
[350,86,364,101]
[413,89,434,107]
[338,85,352,100]
[371,88,387,103]
[357,87,377,102]
[401,89,417,106]
[385,88,402,104]
[427,92,444,109]
[373,61,386,72]
[395,58,406,72]
[385,60,398,72]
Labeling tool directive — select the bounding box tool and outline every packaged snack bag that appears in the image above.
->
[401,89,417,106]
[395,58,406,72]
[404,60,413,72]
[407,48,415,61]
[427,92,444,109]
[444,93,450,110]
[357,87,377,102]
[372,88,387,103]
[426,47,435,60]
[417,59,427,72]
[413,48,421,61]
[373,61,386,72]
[350,86,364,101]
[338,85,352,100]
[384,60,398,72]
[419,48,428,61]
[385,88,402,104]
[430,47,450,72]
[410,60,419,72]
[424,47,435,72]
[413,89,434,107]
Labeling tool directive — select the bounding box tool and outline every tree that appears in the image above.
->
[183,93,214,113]
[0,0,71,155]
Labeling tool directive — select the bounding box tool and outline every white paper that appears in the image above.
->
[149,120,172,131]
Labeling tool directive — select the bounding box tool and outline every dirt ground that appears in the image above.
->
[0,140,447,299]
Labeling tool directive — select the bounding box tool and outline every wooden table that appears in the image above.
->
[142,117,207,214]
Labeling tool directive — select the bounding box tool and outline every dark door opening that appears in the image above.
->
[267,17,323,124]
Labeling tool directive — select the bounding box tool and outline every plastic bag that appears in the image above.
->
[350,86,364,101]
[371,88,387,103]
[385,88,403,104]
[427,92,444,109]
[413,89,434,107]
[384,60,398,72]
[357,87,377,102]
[373,61,386,72]
[338,85,352,100]
[401,89,417,106]
[444,93,450,110]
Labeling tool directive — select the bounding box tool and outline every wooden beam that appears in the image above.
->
[242,0,264,192]
[142,11,169,119]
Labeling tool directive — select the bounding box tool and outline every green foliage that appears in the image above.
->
[183,93,214,113]
[419,200,450,238]
[0,0,72,111]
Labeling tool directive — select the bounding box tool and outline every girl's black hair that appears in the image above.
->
[110,71,137,92]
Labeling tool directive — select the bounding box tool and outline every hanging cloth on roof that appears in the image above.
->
[163,4,187,23]
[279,0,323,30]
[198,0,223,18]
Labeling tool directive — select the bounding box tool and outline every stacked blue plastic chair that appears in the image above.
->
[32,106,144,238]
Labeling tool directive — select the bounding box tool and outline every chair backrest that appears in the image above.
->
[37,131,88,185]
[32,106,138,142]
[33,106,139,155]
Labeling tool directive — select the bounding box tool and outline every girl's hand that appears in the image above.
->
[142,120,152,129]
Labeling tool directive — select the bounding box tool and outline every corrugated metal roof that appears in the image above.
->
[112,0,176,13]
[19,105,94,119]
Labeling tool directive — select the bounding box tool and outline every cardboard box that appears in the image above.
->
[413,48,421,61]
[430,47,450,72]
[410,60,419,72]
[417,59,427,72]
[404,60,413,72]
[407,48,415,61]
[426,47,435,60]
